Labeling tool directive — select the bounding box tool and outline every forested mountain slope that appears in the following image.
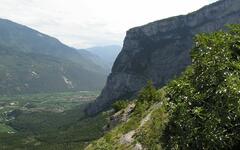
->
[0,19,107,94]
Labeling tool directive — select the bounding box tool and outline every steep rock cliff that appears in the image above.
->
[87,0,240,115]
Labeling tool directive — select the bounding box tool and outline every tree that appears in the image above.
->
[133,81,160,116]
[138,81,158,103]
[112,100,128,112]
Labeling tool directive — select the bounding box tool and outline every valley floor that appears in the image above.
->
[0,91,108,150]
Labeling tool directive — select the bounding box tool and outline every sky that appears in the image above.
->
[0,0,218,48]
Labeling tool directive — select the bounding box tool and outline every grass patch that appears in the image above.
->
[0,123,14,133]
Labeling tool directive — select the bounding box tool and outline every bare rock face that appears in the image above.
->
[86,0,240,115]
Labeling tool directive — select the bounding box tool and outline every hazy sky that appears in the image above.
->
[0,0,218,48]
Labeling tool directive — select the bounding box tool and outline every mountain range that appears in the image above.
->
[0,19,109,95]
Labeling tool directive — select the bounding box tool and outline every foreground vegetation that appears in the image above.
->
[87,25,240,149]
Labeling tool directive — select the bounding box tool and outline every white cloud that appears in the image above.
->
[0,0,216,48]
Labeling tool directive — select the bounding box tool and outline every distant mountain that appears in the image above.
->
[85,45,122,70]
[77,49,110,73]
[0,19,107,95]
[86,0,240,115]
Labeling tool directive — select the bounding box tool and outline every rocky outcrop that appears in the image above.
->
[104,103,135,131]
[86,0,240,115]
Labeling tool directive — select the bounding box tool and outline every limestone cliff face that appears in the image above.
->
[86,0,240,115]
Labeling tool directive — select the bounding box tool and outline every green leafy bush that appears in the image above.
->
[164,25,240,149]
